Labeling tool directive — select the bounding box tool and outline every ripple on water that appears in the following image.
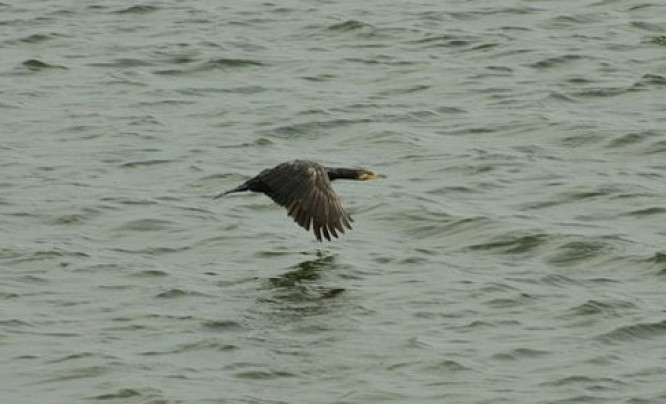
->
[41,365,108,383]
[529,54,592,70]
[233,369,298,380]
[154,58,266,75]
[400,212,493,241]
[468,232,550,255]
[87,58,155,68]
[540,375,627,390]
[622,207,666,217]
[648,35,666,46]
[113,5,159,14]
[269,118,372,139]
[537,273,581,287]
[201,320,244,331]
[562,299,638,319]
[606,130,661,149]
[421,359,473,374]
[598,320,666,343]
[483,293,534,309]
[11,32,63,44]
[114,218,175,231]
[491,347,551,361]
[2,248,89,266]
[328,19,372,30]
[633,73,666,89]
[128,269,169,277]
[89,388,164,401]
[545,239,616,267]
[141,339,238,356]
[120,159,177,168]
[20,58,68,72]
[155,288,212,299]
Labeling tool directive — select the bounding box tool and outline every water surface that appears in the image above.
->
[2,1,666,403]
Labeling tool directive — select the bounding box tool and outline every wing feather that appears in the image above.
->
[258,160,352,241]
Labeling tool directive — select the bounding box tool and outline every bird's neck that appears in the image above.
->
[326,167,359,181]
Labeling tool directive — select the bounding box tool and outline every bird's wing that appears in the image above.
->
[259,161,353,241]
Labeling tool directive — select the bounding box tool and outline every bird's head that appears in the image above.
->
[326,166,386,181]
[357,169,387,181]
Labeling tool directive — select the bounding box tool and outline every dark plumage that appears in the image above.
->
[215,160,385,241]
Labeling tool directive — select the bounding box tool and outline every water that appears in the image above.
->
[2,0,666,402]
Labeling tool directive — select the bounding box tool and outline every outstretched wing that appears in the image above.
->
[258,161,353,241]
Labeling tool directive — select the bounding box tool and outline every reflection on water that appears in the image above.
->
[270,252,332,286]
[252,252,347,321]
[266,252,345,301]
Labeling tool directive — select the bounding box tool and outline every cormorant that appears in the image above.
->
[215,160,385,241]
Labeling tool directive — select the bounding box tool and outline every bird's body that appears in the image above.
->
[216,160,385,241]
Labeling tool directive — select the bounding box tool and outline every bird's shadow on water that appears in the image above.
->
[256,251,346,318]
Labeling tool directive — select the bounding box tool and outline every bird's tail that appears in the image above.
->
[213,183,249,199]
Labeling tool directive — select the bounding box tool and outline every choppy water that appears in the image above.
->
[2,1,666,403]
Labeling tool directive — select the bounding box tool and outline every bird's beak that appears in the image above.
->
[360,172,387,180]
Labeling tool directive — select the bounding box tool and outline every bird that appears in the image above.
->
[215,160,385,241]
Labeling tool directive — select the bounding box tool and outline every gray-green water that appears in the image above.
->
[2,1,666,403]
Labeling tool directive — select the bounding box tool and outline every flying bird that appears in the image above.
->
[215,160,385,241]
